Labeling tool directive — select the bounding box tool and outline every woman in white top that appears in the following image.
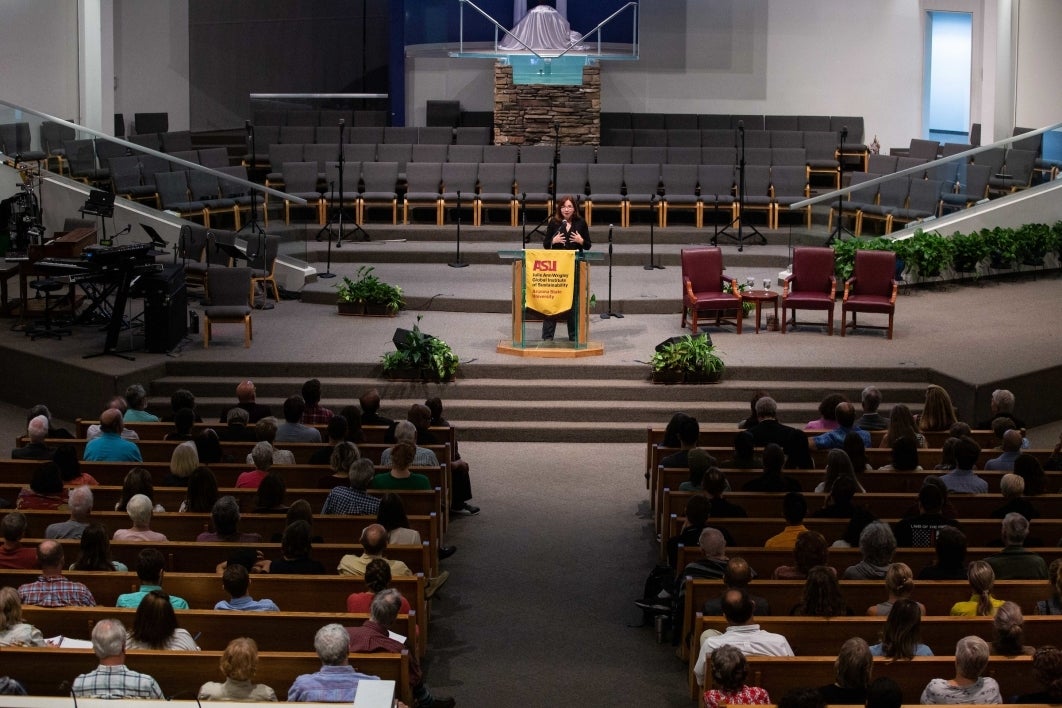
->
[124,590,200,651]
[0,587,45,647]
[920,635,1001,704]
[198,637,277,701]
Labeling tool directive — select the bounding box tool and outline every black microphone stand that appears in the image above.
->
[316,178,337,279]
[643,195,664,269]
[527,122,561,243]
[826,125,852,245]
[238,121,266,237]
[601,224,623,319]
[520,192,527,249]
[448,190,468,268]
[714,121,765,252]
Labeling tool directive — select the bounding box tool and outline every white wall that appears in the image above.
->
[114,0,190,132]
[1013,0,1062,128]
[0,1,81,120]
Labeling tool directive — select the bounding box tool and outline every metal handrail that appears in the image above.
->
[556,2,638,59]
[458,0,544,60]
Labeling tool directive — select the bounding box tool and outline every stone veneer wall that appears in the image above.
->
[493,62,600,146]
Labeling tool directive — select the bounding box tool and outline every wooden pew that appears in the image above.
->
[0,570,429,657]
[21,605,418,656]
[0,646,412,704]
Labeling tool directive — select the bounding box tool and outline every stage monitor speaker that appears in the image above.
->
[655,333,712,352]
[142,264,188,352]
[392,327,434,352]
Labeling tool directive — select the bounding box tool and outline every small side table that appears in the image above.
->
[741,289,779,334]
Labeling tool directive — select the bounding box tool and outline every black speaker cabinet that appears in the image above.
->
[142,264,188,352]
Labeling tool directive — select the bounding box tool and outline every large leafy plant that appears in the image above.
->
[381,316,460,380]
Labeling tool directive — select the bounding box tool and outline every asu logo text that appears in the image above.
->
[532,259,558,272]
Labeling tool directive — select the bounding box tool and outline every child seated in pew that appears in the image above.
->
[214,563,279,612]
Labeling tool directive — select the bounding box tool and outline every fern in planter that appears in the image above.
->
[649,334,725,384]
[381,316,460,381]
[335,266,404,315]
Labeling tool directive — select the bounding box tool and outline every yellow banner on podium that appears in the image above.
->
[524,248,576,316]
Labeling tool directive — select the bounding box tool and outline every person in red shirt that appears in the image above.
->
[236,442,273,489]
[0,512,37,569]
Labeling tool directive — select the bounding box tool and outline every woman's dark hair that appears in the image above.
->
[817,393,847,421]
[934,526,967,570]
[72,523,116,571]
[842,431,868,473]
[364,557,393,594]
[889,436,920,471]
[52,446,81,482]
[663,412,692,448]
[1031,646,1062,700]
[1014,453,1046,495]
[193,428,223,465]
[879,598,924,659]
[337,405,365,443]
[117,468,155,512]
[376,493,411,532]
[796,565,848,617]
[173,407,196,436]
[184,466,218,513]
[285,499,314,528]
[792,531,829,575]
[30,462,63,495]
[255,473,287,511]
[131,590,178,648]
[281,520,313,560]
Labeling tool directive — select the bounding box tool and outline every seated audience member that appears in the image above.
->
[163,440,199,486]
[991,473,1039,519]
[83,408,142,462]
[738,390,771,430]
[245,418,295,466]
[748,397,813,470]
[17,540,95,606]
[843,430,871,473]
[893,481,959,548]
[338,523,413,578]
[667,494,734,569]
[338,405,365,444]
[867,562,926,616]
[359,388,393,427]
[740,444,802,493]
[113,494,168,542]
[162,388,201,423]
[0,586,46,646]
[878,436,921,472]
[779,688,825,708]
[817,637,873,705]
[220,380,272,424]
[813,449,863,494]
[935,436,960,471]
[866,677,904,708]
[198,637,278,702]
[985,512,1048,579]
[702,557,770,617]
[772,530,829,580]
[215,563,279,612]
[381,418,440,468]
[287,623,380,702]
[198,496,262,543]
[992,601,1035,656]
[191,427,219,466]
[1015,645,1062,703]
[703,644,770,708]
[125,590,200,650]
[809,401,871,450]
[322,458,380,516]
[218,406,257,442]
[117,547,189,609]
[165,408,196,440]
[16,461,68,510]
[1036,561,1062,615]
[71,618,164,699]
[423,396,479,516]
[11,415,54,460]
[319,440,360,489]
[693,588,794,688]
[301,378,334,424]
[253,473,289,513]
[919,636,1001,704]
[268,520,327,575]
[271,500,323,543]
[938,437,987,494]
[703,468,746,518]
[54,445,98,487]
[377,493,421,546]
[123,383,160,422]
[843,522,896,580]
[764,492,809,550]
[70,523,127,571]
[312,419,353,470]
[680,448,715,491]
[985,428,1023,471]
[275,395,322,443]
[115,467,164,512]
[45,484,93,539]
[790,565,852,617]
[856,386,889,430]
[833,514,876,550]
[372,442,431,490]
[1044,432,1062,472]
[85,397,139,442]
[347,558,412,615]
[976,388,1024,430]
[719,431,762,470]
[181,466,219,513]
[673,527,732,643]
[805,393,846,431]
[810,478,872,527]
[1014,452,1048,495]
[237,441,275,489]
[869,598,933,658]
[950,560,1005,617]
[27,403,74,439]
[660,414,701,469]
[918,526,969,580]
[917,385,959,433]
[347,589,456,708]
[0,512,37,569]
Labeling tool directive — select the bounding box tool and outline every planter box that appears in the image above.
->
[337,301,366,316]
[337,302,398,317]
[651,370,723,385]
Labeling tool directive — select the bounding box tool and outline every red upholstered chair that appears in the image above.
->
[841,249,898,339]
[680,247,743,334]
[782,246,837,335]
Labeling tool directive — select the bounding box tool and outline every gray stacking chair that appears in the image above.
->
[988,148,1037,194]
[454,127,491,145]
[411,144,448,163]
[828,172,879,234]
[447,145,483,163]
[155,170,206,224]
[554,163,588,203]
[280,126,314,145]
[867,154,898,174]
[315,126,341,145]
[559,145,595,164]
[770,130,803,148]
[376,143,412,180]
[197,147,230,169]
[345,143,376,163]
[770,165,811,229]
[217,165,267,229]
[771,148,806,166]
[109,155,156,205]
[624,163,662,227]
[585,163,626,227]
[322,161,360,224]
[908,139,941,162]
[440,162,479,224]
[417,127,453,145]
[660,163,701,227]
[701,147,736,166]
[481,145,518,163]
[358,161,399,224]
[203,267,253,348]
[738,165,773,227]
[188,170,238,228]
[667,129,701,148]
[475,162,516,226]
[403,162,443,224]
[892,178,943,230]
[248,235,281,303]
[701,129,736,148]
[303,143,336,174]
[513,162,552,219]
[279,162,324,224]
[267,144,303,186]
[632,128,667,147]
[666,147,701,165]
[177,224,210,293]
[631,146,667,165]
[941,163,991,213]
[765,115,799,131]
[347,126,383,145]
[596,146,631,164]
[383,126,418,144]
[804,131,840,188]
[161,130,193,152]
[698,164,737,225]
[859,176,910,235]
[519,145,553,163]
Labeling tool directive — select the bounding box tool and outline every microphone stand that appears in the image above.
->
[317,178,337,279]
[643,195,664,270]
[713,121,765,251]
[448,190,468,268]
[826,125,852,245]
[601,224,623,319]
[238,121,266,237]
[520,193,527,249]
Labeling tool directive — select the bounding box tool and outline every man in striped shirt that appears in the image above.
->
[72,619,163,699]
[287,623,379,702]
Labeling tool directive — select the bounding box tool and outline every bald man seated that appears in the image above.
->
[82,409,142,463]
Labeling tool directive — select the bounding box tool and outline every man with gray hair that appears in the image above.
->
[991,473,1040,521]
[346,589,456,708]
[11,414,55,460]
[322,458,380,515]
[747,396,813,469]
[236,441,274,489]
[977,388,1025,430]
[113,494,167,542]
[381,420,440,468]
[45,485,93,539]
[72,618,163,698]
[856,386,888,430]
[286,623,380,702]
[984,512,1048,579]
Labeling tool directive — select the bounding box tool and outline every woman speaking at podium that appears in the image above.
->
[541,195,591,341]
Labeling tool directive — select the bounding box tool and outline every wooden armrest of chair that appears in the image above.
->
[828,275,837,299]
[725,276,741,300]
[889,280,899,303]
[683,276,695,304]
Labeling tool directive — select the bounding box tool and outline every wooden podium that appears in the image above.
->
[497,250,604,358]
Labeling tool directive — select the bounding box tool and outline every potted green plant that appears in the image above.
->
[950,230,990,275]
[904,228,954,280]
[982,226,1019,270]
[1014,222,1052,266]
[381,316,460,382]
[722,280,752,317]
[649,334,725,384]
[335,266,404,316]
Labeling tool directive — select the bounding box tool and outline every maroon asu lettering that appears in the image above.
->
[533,259,558,272]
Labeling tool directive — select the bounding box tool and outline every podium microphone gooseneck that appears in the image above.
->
[601,224,623,319]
